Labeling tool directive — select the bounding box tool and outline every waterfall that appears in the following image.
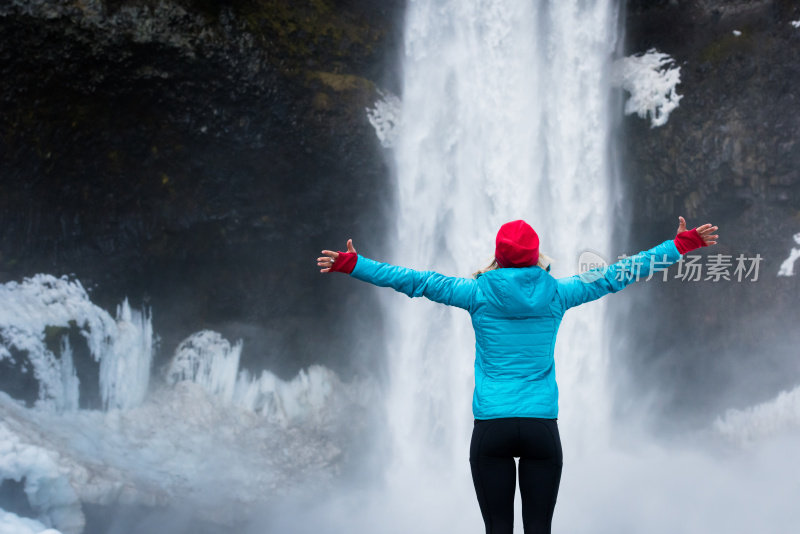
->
[381,0,620,528]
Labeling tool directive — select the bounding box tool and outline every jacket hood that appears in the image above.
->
[477,266,557,315]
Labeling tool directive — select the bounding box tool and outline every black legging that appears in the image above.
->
[469,417,563,534]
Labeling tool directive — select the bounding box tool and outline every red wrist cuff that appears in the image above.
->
[674,228,707,254]
[330,251,357,274]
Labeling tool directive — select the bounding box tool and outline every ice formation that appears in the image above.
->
[166,330,242,404]
[0,275,376,533]
[612,49,683,127]
[714,385,800,444]
[777,232,800,276]
[0,275,152,411]
[365,90,402,148]
[99,300,153,411]
[166,330,361,426]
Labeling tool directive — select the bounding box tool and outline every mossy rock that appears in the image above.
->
[306,71,374,92]
[237,0,382,60]
[700,30,754,63]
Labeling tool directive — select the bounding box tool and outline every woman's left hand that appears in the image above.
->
[317,239,357,273]
[677,216,719,246]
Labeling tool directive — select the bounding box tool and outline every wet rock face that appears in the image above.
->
[0,1,403,380]
[619,0,800,428]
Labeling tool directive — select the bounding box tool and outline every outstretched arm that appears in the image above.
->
[556,216,719,310]
[317,240,477,311]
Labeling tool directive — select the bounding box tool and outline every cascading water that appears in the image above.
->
[378,0,621,529]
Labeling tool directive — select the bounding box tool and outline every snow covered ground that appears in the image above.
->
[0,381,355,532]
[0,361,376,533]
[0,509,60,534]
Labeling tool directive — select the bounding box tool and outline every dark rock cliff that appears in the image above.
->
[619,0,800,428]
[0,0,403,389]
[4,0,798,431]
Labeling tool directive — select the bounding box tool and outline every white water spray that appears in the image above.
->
[378,0,620,529]
[358,3,800,533]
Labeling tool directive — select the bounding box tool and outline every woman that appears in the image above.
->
[317,216,718,534]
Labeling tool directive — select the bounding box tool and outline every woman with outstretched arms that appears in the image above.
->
[317,216,718,534]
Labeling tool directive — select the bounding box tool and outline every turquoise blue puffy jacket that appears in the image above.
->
[350,239,681,419]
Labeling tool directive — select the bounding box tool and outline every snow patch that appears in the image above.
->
[791,20,800,29]
[777,232,800,276]
[612,49,683,128]
[366,90,401,148]
[714,385,800,444]
[732,30,742,36]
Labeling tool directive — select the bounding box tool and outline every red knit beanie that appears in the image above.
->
[495,220,540,268]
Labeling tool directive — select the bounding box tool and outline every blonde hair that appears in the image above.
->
[472,252,553,279]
